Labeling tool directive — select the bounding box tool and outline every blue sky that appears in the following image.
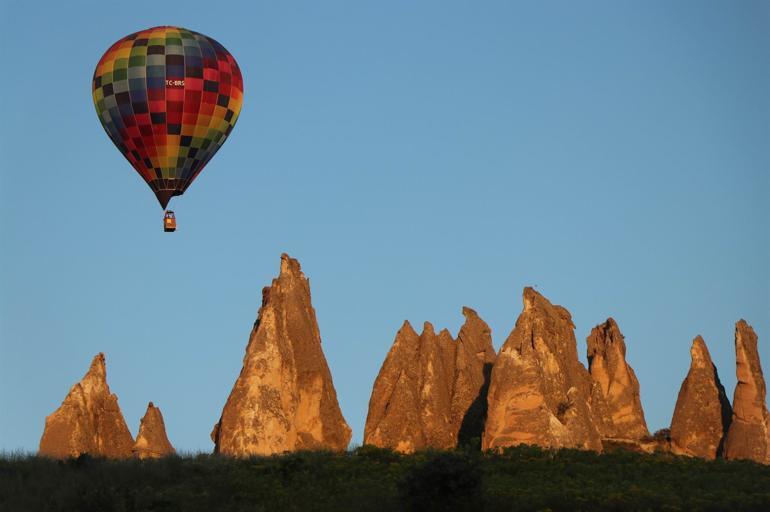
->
[1,0,768,452]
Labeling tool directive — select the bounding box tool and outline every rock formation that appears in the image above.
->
[724,320,769,463]
[587,318,649,440]
[364,321,426,452]
[669,336,732,459]
[364,308,496,452]
[452,307,497,445]
[415,323,457,449]
[483,288,602,452]
[212,254,351,456]
[132,402,175,459]
[39,353,134,458]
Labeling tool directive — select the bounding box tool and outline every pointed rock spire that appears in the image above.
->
[724,320,769,463]
[417,323,457,449]
[452,307,496,445]
[212,254,351,456]
[364,321,456,451]
[669,336,732,459]
[364,321,426,452]
[132,402,175,459]
[39,353,134,458]
[587,318,649,440]
[483,288,602,452]
[364,308,496,452]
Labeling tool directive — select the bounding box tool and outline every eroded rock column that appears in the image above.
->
[723,320,769,463]
[39,353,134,458]
[669,336,732,459]
[483,288,602,452]
[587,318,648,441]
[212,254,351,456]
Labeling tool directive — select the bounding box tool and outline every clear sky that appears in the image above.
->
[1,1,768,453]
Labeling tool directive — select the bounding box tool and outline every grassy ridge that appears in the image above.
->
[2,445,770,511]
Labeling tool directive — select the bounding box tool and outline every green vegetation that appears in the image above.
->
[2,445,770,511]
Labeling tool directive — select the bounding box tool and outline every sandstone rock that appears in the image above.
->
[364,308,496,452]
[212,254,351,456]
[587,318,648,440]
[724,320,769,463]
[39,353,134,458]
[364,321,426,452]
[132,402,175,459]
[483,288,602,452]
[452,307,497,445]
[364,321,457,451]
[417,323,457,449]
[669,336,732,459]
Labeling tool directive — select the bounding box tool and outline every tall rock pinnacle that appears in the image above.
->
[212,254,351,456]
[669,336,732,459]
[417,323,457,449]
[364,321,425,452]
[364,308,496,452]
[452,307,497,446]
[587,318,649,440]
[132,402,175,459]
[483,288,602,452]
[723,320,769,463]
[39,353,134,458]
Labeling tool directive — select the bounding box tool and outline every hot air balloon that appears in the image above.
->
[92,26,244,231]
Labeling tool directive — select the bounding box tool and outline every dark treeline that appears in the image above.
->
[2,445,770,512]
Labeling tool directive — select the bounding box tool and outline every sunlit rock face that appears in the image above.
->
[39,353,134,458]
[364,321,425,453]
[669,336,732,460]
[416,322,457,449]
[483,288,602,452]
[587,318,649,441]
[451,307,497,446]
[723,320,769,464]
[132,402,175,459]
[364,308,496,453]
[212,254,351,456]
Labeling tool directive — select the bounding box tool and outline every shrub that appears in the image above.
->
[354,445,402,464]
[398,452,482,512]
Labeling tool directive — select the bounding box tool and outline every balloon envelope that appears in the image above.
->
[92,26,244,208]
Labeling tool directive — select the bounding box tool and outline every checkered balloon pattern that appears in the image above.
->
[93,26,244,208]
